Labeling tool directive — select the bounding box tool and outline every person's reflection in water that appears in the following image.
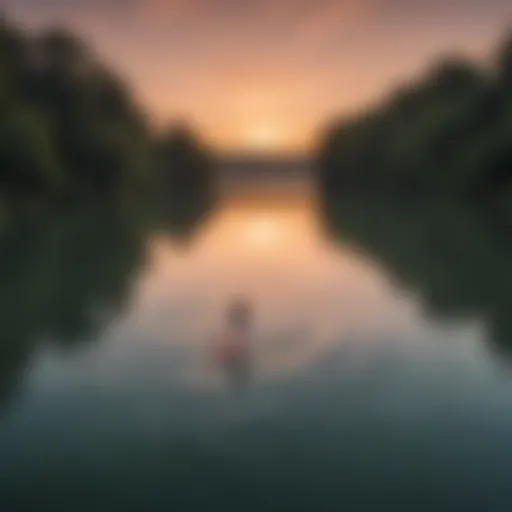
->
[216,300,253,390]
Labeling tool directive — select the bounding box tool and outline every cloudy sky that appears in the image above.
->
[5,0,512,153]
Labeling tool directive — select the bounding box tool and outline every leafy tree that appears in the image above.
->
[497,32,512,87]
[0,106,62,196]
[0,17,210,206]
[154,125,214,195]
[318,33,512,208]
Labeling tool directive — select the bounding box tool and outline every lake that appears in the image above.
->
[1,172,512,511]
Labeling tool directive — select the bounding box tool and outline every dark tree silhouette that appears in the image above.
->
[0,17,213,208]
[318,32,512,210]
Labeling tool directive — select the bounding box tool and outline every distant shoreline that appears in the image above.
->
[217,154,313,173]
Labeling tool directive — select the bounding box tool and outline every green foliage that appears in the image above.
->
[154,125,214,198]
[0,106,62,196]
[318,35,512,206]
[0,17,212,207]
[497,32,512,86]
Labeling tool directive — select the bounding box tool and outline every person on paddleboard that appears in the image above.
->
[216,299,253,387]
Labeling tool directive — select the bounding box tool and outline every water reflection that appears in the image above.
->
[0,191,212,414]
[2,175,512,511]
[321,196,512,356]
[126,181,429,389]
[1,179,511,416]
[0,209,146,411]
[150,187,214,243]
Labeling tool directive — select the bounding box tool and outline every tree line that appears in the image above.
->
[318,32,512,208]
[0,16,213,210]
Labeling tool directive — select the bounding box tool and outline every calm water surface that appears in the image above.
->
[1,172,512,511]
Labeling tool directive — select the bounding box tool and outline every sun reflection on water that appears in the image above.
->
[113,179,483,391]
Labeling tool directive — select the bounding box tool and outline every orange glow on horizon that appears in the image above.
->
[245,124,283,151]
[6,0,508,155]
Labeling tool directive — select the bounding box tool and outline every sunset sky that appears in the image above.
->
[5,0,512,154]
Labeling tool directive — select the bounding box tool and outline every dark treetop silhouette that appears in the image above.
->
[0,16,213,213]
[318,32,512,214]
